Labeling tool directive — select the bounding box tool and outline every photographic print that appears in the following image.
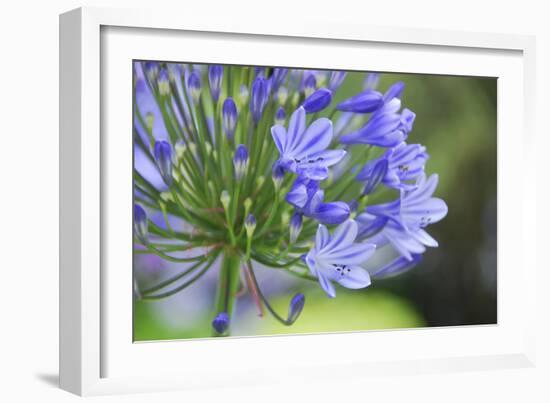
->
[133,62,497,341]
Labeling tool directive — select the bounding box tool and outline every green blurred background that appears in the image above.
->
[134,68,497,341]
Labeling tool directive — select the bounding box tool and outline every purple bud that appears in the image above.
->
[302,88,332,113]
[245,214,257,237]
[287,293,305,324]
[356,213,388,240]
[336,89,384,113]
[275,106,286,125]
[364,72,380,90]
[272,161,286,189]
[400,108,416,132]
[289,213,303,243]
[134,204,148,244]
[250,77,268,124]
[363,158,389,195]
[233,144,249,181]
[222,97,238,142]
[383,81,405,102]
[313,202,350,225]
[187,71,201,103]
[271,68,289,91]
[208,65,223,103]
[303,74,317,97]
[144,62,160,80]
[329,71,347,91]
[154,140,173,185]
[212,312,230,334]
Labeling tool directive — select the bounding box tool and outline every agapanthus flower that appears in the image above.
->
[285,177,350,225]
[304,220,376,298]
[133,62,448,336]
[361,174,448,260]
[272,107,346,180]
[357,142,428,190]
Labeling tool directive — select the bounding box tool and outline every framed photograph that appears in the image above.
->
[59,7,537,396]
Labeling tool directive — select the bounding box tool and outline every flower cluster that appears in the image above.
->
[133,63,448,336]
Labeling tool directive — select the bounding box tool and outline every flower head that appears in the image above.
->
[304,220,376,298]
[271,107,346,180]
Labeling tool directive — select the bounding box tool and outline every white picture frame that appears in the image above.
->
[59,6,537,396]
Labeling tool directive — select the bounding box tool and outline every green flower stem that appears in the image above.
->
[213,251,242,336]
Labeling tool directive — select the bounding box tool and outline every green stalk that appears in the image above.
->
[213,251,242,336]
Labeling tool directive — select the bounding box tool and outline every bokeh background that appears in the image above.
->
[134,67,497,341]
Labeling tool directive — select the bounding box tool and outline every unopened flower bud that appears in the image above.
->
[208,65,223,103]
[212,312,229,334]
[134,204,148,244]
[289,213,303,243]
[154,140,173,186]
[245,214,257,238]
[233,144,249,181]
[222,98,238,142]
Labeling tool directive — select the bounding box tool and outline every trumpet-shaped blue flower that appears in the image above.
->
[304,220,376,298]
[271,107,346,180]
[340,108,416,147]
[302,88,332,113]
[286,177,350,225]
[361,158,388,195]
[357,142,428,190]
[363,173,448,260]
